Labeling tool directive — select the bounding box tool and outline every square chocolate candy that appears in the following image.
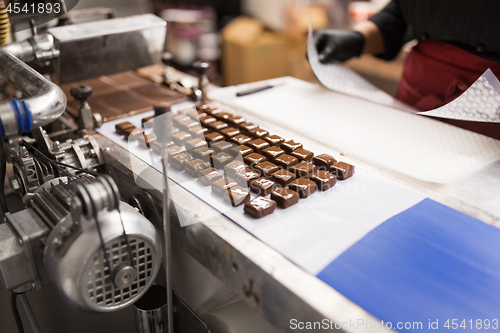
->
[210,141,235,154]
[263,135,284,147]
[123,127,141,141]
[188,126,208,138]
[274,154,299,169]
[166,145,185,158]
[208,121,228,132]
[224,160,248,178]
[230,145,253,158]
[239,122,259,134]
[312,154,337,170]
[116,121,135,135]
[244,153,267,168]
[205,132,224,143]
[250,177,277,196]
[230,134,252,145]
[288,178,317,198]
[178,119,199,132]
[213,152,234,169]
[271,188,299,208]
[227,115,246,126]
[170,152,193,170]
[214,111,233,121]
[281,140,303,154]
[290,148,314,162]
[244,196,277,218]
[224,186,251,207]
[199,115,217,126]
[330,162,355,180]
[138,133,157,148]
[171,131,192,146]
[233,168,260,187]
[246,139,270,154]
[192,146,215,163]
[262,147,285,161]
[185,138,207,151]
[141,115,155,129]
[220,127,240,139]
[211,177,238,196]
[290,161,317,178]
[248,128,269,139]
[151,141,174,155]
[310,171,337,191]
[254,161,279,177]
[271,169,296,186]
[184,159,210,177]
[173,114,191,127]
[198,168,223,186]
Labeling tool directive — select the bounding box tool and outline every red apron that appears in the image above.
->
[397,40,500,140]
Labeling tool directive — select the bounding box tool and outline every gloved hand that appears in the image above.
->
[314,29,365,63]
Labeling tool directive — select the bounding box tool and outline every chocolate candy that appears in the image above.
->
[214,111,233,121]
[274,154,299,169]
[173,114,191,127]
[224,186,251,207]
[210,141,235,154]
[250,177,276,196]
[244,153,267,167]
[281,140,303,154]
[246,139,270,154]
[233,168,260,187]
[192,146,215,163]
[178,119,199,132]
[330,162,355,180]
[196,111,208,118]
[116,121,135,135]
[198,168,223,186]
[170,152,193,170]
[310,171,337,191]
[208,121,228,132]
[248,128,269,138]
[206,108,223,117]
[271,188,299,208]
[205,132,224,143]
[141,116,155,129]
[220,127,240,139]
[123,127,140,140]
[271,169,296,186]
[254,161,279,177]
[290,161,317,178]
[151,141,174,155]
[213,152,234,169]
[188,126,208,138]
[227,115,246,127]
[291,148,314,162]
[262,146,285,161]
[185,138,207,151]
[224,160,247,177]
[211,177,238,196]
[230,145,253,158]
[184,159,210,177]
[166,145,185,158]
[171,131,192,146]
[239,122,259,134]
[230,134,252,145]
[244,196,277,218]
[263,135,284,147]
[195,102,211,111]
[138,133,157,148]
[313,154,337,170]
[289,178,317,198]
[200,116,217,126]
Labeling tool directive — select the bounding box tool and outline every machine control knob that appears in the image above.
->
[70,85,93,103]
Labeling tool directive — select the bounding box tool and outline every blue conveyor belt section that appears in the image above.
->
[317,199,500,332]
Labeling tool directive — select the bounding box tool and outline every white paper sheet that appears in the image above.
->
[208,77,500,183]
[307,26,500,123]
[98,106,425,275]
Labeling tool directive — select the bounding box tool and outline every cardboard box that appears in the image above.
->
[222,17,287,86]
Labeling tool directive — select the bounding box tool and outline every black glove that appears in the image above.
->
[314,29,365,63]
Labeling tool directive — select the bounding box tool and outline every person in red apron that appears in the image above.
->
[315,0,500,140]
